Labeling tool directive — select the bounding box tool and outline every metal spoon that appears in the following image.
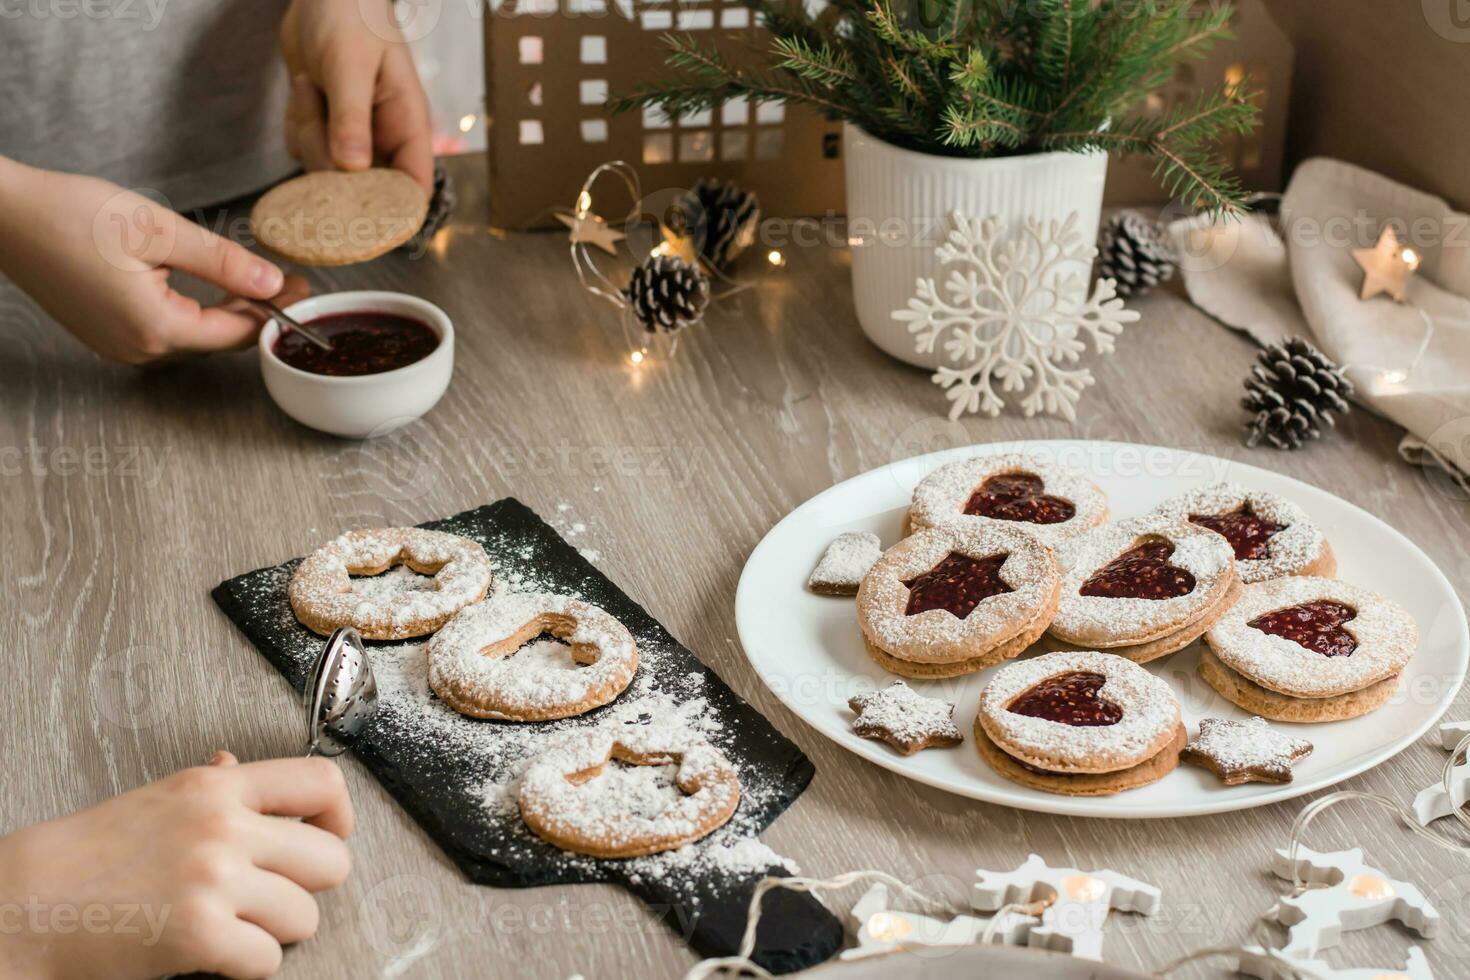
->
[304,627,378,757]
[246,297,334,352]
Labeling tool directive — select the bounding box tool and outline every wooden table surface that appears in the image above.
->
[4,155,1469,979]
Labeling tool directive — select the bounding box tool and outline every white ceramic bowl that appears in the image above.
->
[258,290,454,438]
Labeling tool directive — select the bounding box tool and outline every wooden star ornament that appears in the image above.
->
[556,209,625,257]
[1352,225,1420,303]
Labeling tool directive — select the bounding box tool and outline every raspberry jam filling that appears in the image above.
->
[903,552,1013,619]
[1007,671,1123,727]
[963,473,1077,525]
[1189,506,1286,561]
[1248,600,1359,657]
[1080,539,1196,600]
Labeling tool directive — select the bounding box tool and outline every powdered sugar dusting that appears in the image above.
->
[1048,516,1234,645]
[1153,483,1325,583]
[908,453,1108,545]
[428,591,638,718]
[288,527,492,638]
[857,523,1058,665]
[1205,577,1418,698]
[808,531,883,594]
[978,651,1181,772]
[1181,717,1313,783]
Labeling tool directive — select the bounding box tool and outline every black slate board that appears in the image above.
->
[211,499,842,973]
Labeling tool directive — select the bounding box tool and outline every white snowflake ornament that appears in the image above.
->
[1236,944,1433,980]
[893,212,1139,422]
[1267,847,1439,957]
[972,853,1160,960]
[1413,722,1470,826]
[1440,721,1470,749]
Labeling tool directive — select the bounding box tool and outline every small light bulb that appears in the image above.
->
[767,249,784,266]
[458,113,477,133]
[576,190,593,215]
[865,911,911,942]
[1348,874,1395,900]
[1399,247,1420,269]
[1382,369,1407,384]
[629,349,645,365]
[1062,874,1107,903]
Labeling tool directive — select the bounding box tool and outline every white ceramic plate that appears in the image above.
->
[735,440,1469,819]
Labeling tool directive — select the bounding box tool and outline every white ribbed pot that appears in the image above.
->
[844,122,1109,368]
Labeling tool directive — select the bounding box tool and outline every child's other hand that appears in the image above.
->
[0,754,353,980]
[280,0,435,194]
[0,162,310,365]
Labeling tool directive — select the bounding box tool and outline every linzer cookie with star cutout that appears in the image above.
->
[1046,515,1240,663]
[1153,483,1334,583]
[1202,577,1418,723]
[907,453,1109,546]
[856,523,1060,678]
[974,651,1185,796]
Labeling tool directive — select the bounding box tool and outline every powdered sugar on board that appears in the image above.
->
[211,500,811,911]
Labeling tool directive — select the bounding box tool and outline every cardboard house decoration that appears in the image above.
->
[484,0,1292,229]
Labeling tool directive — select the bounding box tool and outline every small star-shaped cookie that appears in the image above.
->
[808,531,883,595]
[1182,716,1313,785]
[848,681,963,755]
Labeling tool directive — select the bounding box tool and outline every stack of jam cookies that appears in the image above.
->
[289,526,741,859]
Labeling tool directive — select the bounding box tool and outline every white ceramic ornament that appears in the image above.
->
[1237,944,1432,980]
[1412,722,1470,826]
[971,853,1160,960]
[842,883,1030,961]
[1439,721,1470,750]
[1267,847,1439,957]
[892,212,1139,422]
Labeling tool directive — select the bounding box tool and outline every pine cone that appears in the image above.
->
[1242,338,1354,450]
[670,178,760,269]
[624,255,710,333]
[1097,210,1177,298]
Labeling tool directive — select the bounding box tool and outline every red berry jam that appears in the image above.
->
[1080,539,1196,600]
[1248,600,1358,657]
[964,473,1077,525]
[1190,506,1286,561]
[274,311,439,376]
[903,552,1013,619]
[1007,671,1123,727]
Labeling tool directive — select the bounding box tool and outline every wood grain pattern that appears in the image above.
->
[2,156,1468,979]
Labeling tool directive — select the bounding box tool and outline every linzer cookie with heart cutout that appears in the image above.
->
[1046,515,1239,663]
[1153,482,1334,583]
[856,523,1060,678]
[907,453,1109,546]
[1202,576,1418,722]
[974,651,1185,796]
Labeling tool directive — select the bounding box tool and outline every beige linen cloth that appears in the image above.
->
[1167,158,1470,494]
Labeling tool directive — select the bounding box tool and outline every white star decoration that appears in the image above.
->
[555,209,625,256]
[1265,847,1438,958]
[1440,721,1470,749]
[893,212,1139,421]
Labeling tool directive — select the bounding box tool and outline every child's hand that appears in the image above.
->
[280,0,435,194]
[0,753,353,980]
[0,160,310,365]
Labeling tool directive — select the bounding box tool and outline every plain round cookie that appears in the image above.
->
[908,453,1108,546]
[251,169,429,266]
[975,719,1185,796]
[1204,577,1418,699]
[1198,648,1401,723]
[428,591,638,721]
[1153,482,1333,583]
[517,726,740,858]
[1047,515,1237,649]
[289,527,492,640]
[857,523,1060,668]
[976,650,1182,774]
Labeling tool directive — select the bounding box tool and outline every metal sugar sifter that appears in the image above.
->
[304,627,379,756]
